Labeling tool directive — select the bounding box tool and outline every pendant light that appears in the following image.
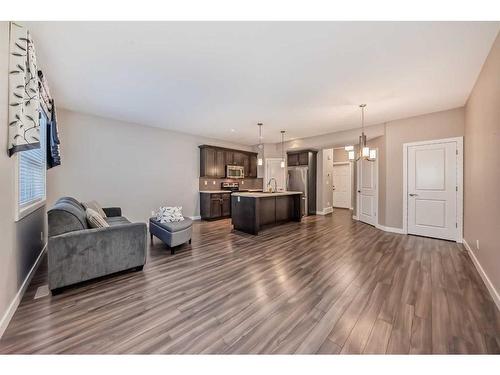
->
[257,123,263,166]
[348,104,376,162]
[280,130,286,168]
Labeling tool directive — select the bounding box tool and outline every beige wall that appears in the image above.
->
[332,148,349,163]
[464,32,500,296]
[47,109,252,222]
[384,107,464,228]
[0,22,46,337]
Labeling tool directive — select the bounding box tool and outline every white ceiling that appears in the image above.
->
[27,21,499,145]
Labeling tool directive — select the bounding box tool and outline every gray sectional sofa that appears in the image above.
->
[47,197,147,293]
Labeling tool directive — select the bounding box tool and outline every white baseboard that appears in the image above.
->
[463,239,500,312]
[0,244,46,339]
[375,224,406,235]
[316,207,333,216]
[189,215,201,220]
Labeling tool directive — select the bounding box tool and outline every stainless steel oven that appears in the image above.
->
[226,165,244,179]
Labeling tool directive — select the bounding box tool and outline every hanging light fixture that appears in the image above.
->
[257,123,263,166]
[348,104,376,162]
[280,130,286,168]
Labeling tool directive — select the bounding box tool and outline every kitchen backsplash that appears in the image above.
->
[199,178,263,191]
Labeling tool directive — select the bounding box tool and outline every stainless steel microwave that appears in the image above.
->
[226,165,244,179]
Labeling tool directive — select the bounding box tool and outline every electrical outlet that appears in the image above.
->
[241,181,244,185]
[204,180,207,185]
[213,181,216,185]
[476,240,480,250]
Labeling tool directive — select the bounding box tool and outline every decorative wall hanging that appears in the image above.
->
[8,22,40,156]
[38,69,61,168]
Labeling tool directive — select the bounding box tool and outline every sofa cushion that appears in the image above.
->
[86,208,109,228]
[105,216,131,226]
[82,200,107,218]
[48,197,89,237]
[150,217,192,232]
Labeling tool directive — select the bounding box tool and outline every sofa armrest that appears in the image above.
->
[48,222,146,290]
[103,207,122,217]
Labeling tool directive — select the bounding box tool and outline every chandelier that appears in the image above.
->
[347,104,376,161]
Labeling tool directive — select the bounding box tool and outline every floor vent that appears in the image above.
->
[34,285,50,300]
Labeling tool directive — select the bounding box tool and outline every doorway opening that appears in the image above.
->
[332,162,352,210]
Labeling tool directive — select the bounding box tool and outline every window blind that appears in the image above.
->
[18,113,46,208]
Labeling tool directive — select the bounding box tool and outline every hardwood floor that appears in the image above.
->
[1,210,499,354]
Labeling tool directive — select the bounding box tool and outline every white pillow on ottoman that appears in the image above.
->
[156,206,184,223]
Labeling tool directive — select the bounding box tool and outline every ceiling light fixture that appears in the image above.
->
[257,123,264,166]
[348,104,376,162]
[280,130,286,168]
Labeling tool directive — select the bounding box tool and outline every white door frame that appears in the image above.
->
[356,152,379,226]
[332,161,352,209]
[265,158,286,191]
[402,136,463,242]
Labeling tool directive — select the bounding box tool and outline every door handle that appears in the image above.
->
[409,193,418,197]
[357,190,361,193]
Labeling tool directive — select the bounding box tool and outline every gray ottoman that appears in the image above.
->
[149,217,193,254]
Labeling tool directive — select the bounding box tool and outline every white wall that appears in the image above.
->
[47,109,252,222]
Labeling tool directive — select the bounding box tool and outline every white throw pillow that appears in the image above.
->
[82,200,107,218]
[156,206,184,223]
[86,208,109,228]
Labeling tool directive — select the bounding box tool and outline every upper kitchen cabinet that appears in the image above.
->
[199,145,258,178]
[287,150,313,166]
[249,154,257,178]
[232,151,246,166]
[287,153,299,166]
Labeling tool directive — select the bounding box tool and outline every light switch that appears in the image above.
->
[204,181,208,185]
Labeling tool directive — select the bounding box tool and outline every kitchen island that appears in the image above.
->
[231,191,303,235]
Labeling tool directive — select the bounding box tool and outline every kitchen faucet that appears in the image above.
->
[267,178,278,193]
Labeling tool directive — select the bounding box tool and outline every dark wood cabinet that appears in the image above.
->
[287,153,299,166]
[221,194,231,216]
[249,154,257,178]
[215,149,225,178]
[298,152,309,165]
[210,196,222,218]
[224,150,234,166]
[200,192,231,220]
[199,145,258,178]
[287,151,310,167]
[233,152,245,167]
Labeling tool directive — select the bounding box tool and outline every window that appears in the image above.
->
[16,112,47,220]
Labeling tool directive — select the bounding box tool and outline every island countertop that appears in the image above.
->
[231,191,302,198]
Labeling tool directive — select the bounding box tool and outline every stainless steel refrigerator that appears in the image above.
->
[287,166,308,217]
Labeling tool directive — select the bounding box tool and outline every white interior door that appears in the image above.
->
[357,158,377,226]
[332,164,350,208]
[265,158,286,191]
[407,141,458,241]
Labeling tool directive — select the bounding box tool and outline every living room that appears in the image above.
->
[1,1,500,373]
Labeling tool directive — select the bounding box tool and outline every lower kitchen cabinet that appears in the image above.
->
[200,192,232,220]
